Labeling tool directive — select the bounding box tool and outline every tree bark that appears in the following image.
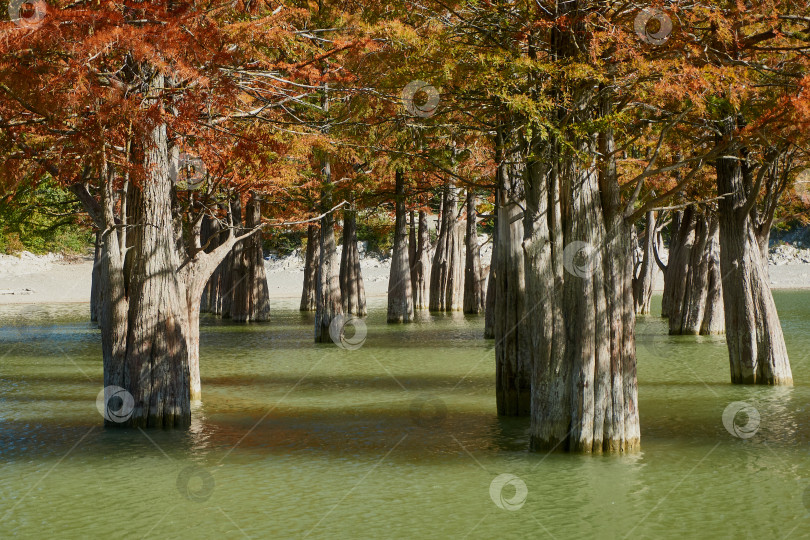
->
[715,136,792,385]
[659,211,683,318]
[429,183,464,311]
[387,170,415,323]
[411,210,431,310]
[314,160,343,342]
[632,211,656,315]
[340,208,367,316]
[90,230,103,324]
[463,191,485,314]
[229,193,271,323]
[301,223,321,311]
[484,191,498,339]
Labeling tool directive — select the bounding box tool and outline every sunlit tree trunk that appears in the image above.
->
[429,183,463,311]
[301,223,320,311]
[388,170,414,323]
[340,208,366,316]
[412,210,431,310]
[632,211,656,315]
[463,191,485,314]
[230,193,271,323]
[315,159,342,342]
[715,128,792,385]
[484,192,498,339]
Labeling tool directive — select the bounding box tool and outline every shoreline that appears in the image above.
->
[0,249,808,306]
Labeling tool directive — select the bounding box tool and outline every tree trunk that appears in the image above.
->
[411,210,431,310]
[301,223,320,311]
[484,192,498,339]
[90,230,103,324]
[660,210,683,318]
[429,183,463,311]
[632,211,656,315]
[387,170,415,323]
[494,152,530,416]
[463,191,485,314]
[315,160,343,342]
[230,193,271,323]
[340,208,367,316]
[667,209,724,335]
[715,141,792,385]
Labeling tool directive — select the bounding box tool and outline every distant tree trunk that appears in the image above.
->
[300,223,320,311]
[667,210,725,335]
[340,208,367,316]
[632,211,656,315]
[90,230,103,324]
[412,210,431,310]
[483,200,497,339]
[220,196,242,318]
[659,210,683,318]
[315,159,343,342]
[408,210,417,282]
[230,193,271,323]
[494,153,530,416]
[715,132,792,385]
[388,170,414,323]
[463,191,485,314]
[429,183,463,311]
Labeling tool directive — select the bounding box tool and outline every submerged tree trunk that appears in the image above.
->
[632,211,656,315]
[494,148,530,416]
[90,230,103,324]
[315,160,343,342]
[715,137,792,385]
[659,211,683,318]
[340,208,367,316]
[483,203,497,339]
[429,183,464,311]
[667,209,725,335]
[463,191,485,314]
[300,223,320,311]
[388,170,414,323]
[230,193,271,323]
[412,210,431,310]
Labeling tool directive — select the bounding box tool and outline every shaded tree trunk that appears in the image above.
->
[230,193,271,323]
[90,230,103,324]
[412,210,431,310]
[494,144,530,416]
[715,134,792,385]
[463,191,485,314]
[632,211,656,315]
[659,211,683,318]
[387,170,414,323]
[429,183,464,311]
[340,208,367,316]
[483,206,497,339]
[300,223,320,311]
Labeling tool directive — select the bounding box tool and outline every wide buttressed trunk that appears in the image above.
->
[463,191,486,314]
[411,210,431,310]
[301,223,320,311]
[108,77,191,427]
[715,145,792,385]
[340,208,367,316]
[429,183,464,311]
[494,148,531,416]
[666,207,724,335]
[229,193,271,323]
[525,133,640,453]
[387,170,415,323]
[315,162,343,342]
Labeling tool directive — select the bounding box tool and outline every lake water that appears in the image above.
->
[1,292,809,539]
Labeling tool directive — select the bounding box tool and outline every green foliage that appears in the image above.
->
[0,178,92,255]
[356,211,394,256]
[263,228,306,257]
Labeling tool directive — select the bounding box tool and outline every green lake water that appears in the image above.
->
[1,292,809,539]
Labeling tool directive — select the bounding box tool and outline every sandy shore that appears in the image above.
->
[0,247,808,305]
